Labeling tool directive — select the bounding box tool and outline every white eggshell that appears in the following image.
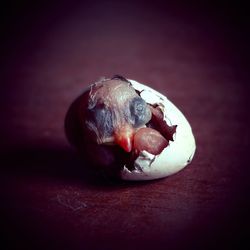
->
[120,80,196,181]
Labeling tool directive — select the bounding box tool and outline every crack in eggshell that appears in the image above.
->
[134,151,156,171]
[121,80,196,180]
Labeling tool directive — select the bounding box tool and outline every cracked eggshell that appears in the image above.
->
[120,80,196,181]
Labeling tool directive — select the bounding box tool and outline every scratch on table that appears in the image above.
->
[54,194,88,211]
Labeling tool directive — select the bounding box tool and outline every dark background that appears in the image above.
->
[1,1,250,249]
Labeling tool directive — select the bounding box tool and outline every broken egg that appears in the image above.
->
[65,76,196,181]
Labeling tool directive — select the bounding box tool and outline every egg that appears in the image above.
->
[65,77,196,181]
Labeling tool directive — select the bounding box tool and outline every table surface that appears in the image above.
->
[1,1,250,249]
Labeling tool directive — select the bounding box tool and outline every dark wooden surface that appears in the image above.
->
[1,1,249,249]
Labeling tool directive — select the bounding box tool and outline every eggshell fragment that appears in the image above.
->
[120,80,196,181]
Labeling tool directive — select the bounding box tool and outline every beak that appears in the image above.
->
[114,125,134,152]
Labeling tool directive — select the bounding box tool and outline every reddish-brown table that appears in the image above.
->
[1,1,249,249]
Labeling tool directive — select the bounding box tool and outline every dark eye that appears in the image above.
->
[130,97,151,127]
[87,105,113,137]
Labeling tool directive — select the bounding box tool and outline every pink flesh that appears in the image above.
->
[149,106,177,141]
[133,127,168,155]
